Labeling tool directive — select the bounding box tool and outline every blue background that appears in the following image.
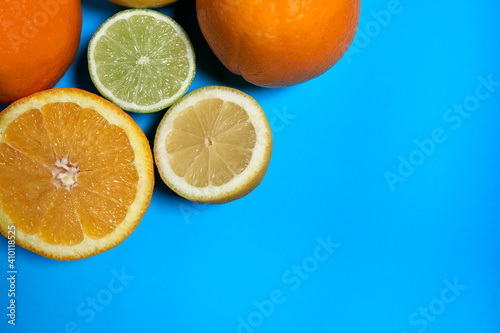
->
[1,0,500,332]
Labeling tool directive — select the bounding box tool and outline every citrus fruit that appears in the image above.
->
[0,0,82,104]
[196,0,360,87]
[0,88,154,260]
[108,0,178,8]
[154,86,272,203]
[88,9,196,113]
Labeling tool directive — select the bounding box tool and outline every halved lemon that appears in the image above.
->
[154,86,272,203]
[0,88,154,260]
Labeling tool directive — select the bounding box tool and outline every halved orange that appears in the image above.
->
[0,88,154,260]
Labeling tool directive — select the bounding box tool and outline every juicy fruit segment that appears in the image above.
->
[88,9,196,113]
[0,88,154,260]
[0,105,137,245]
[155,86,273,203]
[166,99,256,187]
[0,144,56,235]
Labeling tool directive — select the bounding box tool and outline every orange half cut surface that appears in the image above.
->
[0,88,154,260]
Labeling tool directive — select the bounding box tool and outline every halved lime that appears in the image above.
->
[88,9,196,113]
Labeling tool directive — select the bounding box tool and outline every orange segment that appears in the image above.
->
[0,143,52,182]
[41,102,83,161]
[40,189,84,246]
[77,164,139,206]
[72,187,128,240]
[82,123,137,170]
[88,123,137,169]
[0,88,154,260]
[0,143,56,235]
[3,108,56,165]
[72,107,111,149]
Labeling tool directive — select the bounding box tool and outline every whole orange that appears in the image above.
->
[0,0,82,104]
[196,0,360,88]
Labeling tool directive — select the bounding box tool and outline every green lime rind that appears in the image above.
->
[88,9,196,113]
